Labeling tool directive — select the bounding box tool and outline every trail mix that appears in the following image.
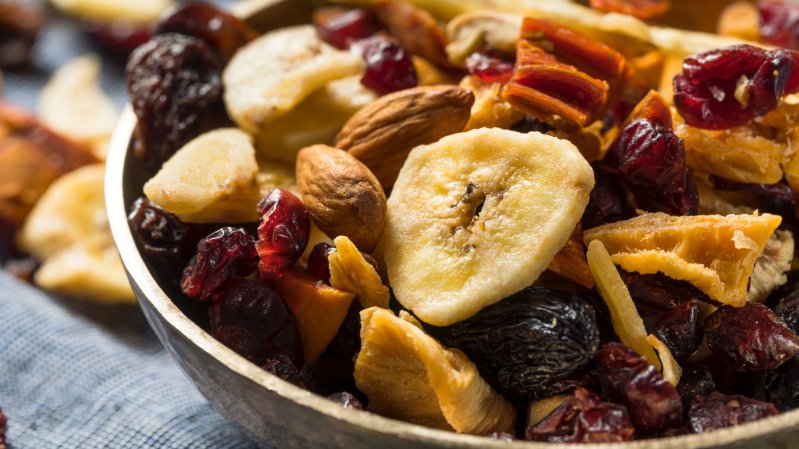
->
[127,1,799,443]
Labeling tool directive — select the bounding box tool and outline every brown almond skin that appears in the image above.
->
[336,85,474,189]
[296,145,387,252]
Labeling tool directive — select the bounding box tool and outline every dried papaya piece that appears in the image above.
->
[584,212,782,307]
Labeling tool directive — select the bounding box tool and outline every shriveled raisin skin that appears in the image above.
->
[180,227,258,301]
[128,197,188,266]
[126,33,223,170]
[689,392,778,434]
[209,278,303,367]
[776,290,799,335]
[654,300,703,360]
[595,342,683,433]
[755,355,799,411]
[441,287,600,399]
[526,388,634,443]
[706,304,799,371]
[677,365,716,412]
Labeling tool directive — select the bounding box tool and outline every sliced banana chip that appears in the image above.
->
[382,128,594,326]
[143,128,260,223]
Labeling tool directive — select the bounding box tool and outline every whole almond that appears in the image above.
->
[296,144,387,252]
[336,85,474,189]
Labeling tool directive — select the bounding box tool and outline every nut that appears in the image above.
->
[335,85,474,189]
[296,145,387,252]
[373,1,450,67]
[445,11,522,66]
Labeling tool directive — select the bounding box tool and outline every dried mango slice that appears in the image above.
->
[584,213,782,307]
[354,307,516,434]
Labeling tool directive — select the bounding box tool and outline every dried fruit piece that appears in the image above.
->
[256,189,310,279]
[440,287,600,400]
[526,388,634,443]
[689,392,778,433]
[83,21,151,58]
[50,0,173,23]
[0,406,5,449]
[754,355,799,411]
[180,228,258,301]
[336,85,474,189]
[313,7,380,50]
[127,198,187,267]
[527,395,570,428]
[209,277,303,366]
[270,268,355,365]
[584,212,782,306]
[383,128,594,326]
[718,1,759,42]
[582,164,630,229]
[653,301,703,361]
[328,391,364,409]
[706,304,799,371]
[748,230,794,303]
[595,342,683,433]
[262,354,312,388]
[589,0,670,20]
[759,0,799,49]
[307,242,335,283]
[0,0,42,68]
[459,76,524,131]
[143,128,260,223]
[776,291,799,335]
[351,35,418,94]
[465,50,514,84]
[329,236,389,309]
[648,334,682,386]
[127,33,222,170]
[354,307,515,434]
[296,145,386,252]
[547,224,594,288]
[677,365,716,409]
[373,1,449,67]
[444,11,520,66]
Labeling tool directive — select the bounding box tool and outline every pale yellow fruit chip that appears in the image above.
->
[329,236,389,309]
[49,0,174,23]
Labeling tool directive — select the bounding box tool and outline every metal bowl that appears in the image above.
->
[106,2,799,447]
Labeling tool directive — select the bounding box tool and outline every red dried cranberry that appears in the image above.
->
[262,354,313,389]
[526,388,634,443]
[654,300,704,360]
[611,118,699,215]
[327,391,364,409]
[180,227,257,301]
[128,197,188,266]
[84,21,151,58]
[465,49,514,84]
[154,3,258,63]
[256,189,310,280]
[689,392,778,433]
[677,365,716,411]
[706,303,799,371]
[306,242,335,282]
[620,270,706,312]
[595,342,683,433]
[673,45,799,130]
[313,8,380,50]
[209,277,303,366]
[0,0,42,68]
[759,0,799,49]
[776,290,799,335]
[755,355,799,411]
[352,35,418,95]
[582,164,631,229]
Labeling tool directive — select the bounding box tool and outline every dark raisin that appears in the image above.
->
[126,33,223,170]
[755,354,799,411]
[653,300,703,360]
[351,35,418,95]
[673,44,799,130]
[313,7,380,50]
[589,0,670,20]
[209,278,303,366]
[0,0,42,68]
[620,270,706,312]
[710,177,799,217]
[689,391,778,433]
[677,365,716,412]
[306,242,335,282]
[327,391,364,410]
[759,0,799,49]
[578,290,617,343]
[530,368,601,400]
[154,3,258,63]
[180,227,258,301]
[595,342,683,433]
[510,116,556,135]
[326,300,363,361]
[262,354,313,389]
[706,303,799,371]
[256,189,310,280]
[84,21,151,58]
[441,287,600,399]
[0,406,5,449]
[582,164,631,229]
[526,388,634,443]
[128,197,188,266]
[776,290,799,335]
[465,49,514,84]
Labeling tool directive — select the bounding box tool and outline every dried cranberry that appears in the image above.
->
[677,365,716,411]
[621,270,704,312]
[759,0,799,49]
[673,45,799,130]
[595,342,683,433]
[526,388,634,443]
[313,8,379,50]
[209,278,303,366]
[84,21,151,58]
[776,290,799,335]
[154,3,258,63]
[256,189,310,280]
[755,354,799,411]
[126,33,223,170]
[706,303,799,371]
[262,354,312,389]
[582,164,630,229]
[352,35,418,95]
[610,118,699,215]
[306,242,335,282]
[689,391,778,433]
[465,49,514,84]
[128,197,188,266]
[180,227,258,301]
[654,301,703,360]
[327,391,364,409]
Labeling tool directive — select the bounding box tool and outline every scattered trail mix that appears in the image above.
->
[125,1,799,443]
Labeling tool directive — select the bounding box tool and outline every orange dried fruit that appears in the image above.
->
[548,223,594,288]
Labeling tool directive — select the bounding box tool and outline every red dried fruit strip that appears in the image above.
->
[759,0,799,50]
[589,0,671,20]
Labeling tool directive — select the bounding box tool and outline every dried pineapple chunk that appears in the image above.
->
[354,307,515,434]
[329,236,390,309]
[584,213,782,307]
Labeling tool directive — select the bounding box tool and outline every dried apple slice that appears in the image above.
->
[354,307,516,434]
[584,213,782,307]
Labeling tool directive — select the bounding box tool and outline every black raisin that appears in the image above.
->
[127,197,188,266]
[755,354,799,411]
